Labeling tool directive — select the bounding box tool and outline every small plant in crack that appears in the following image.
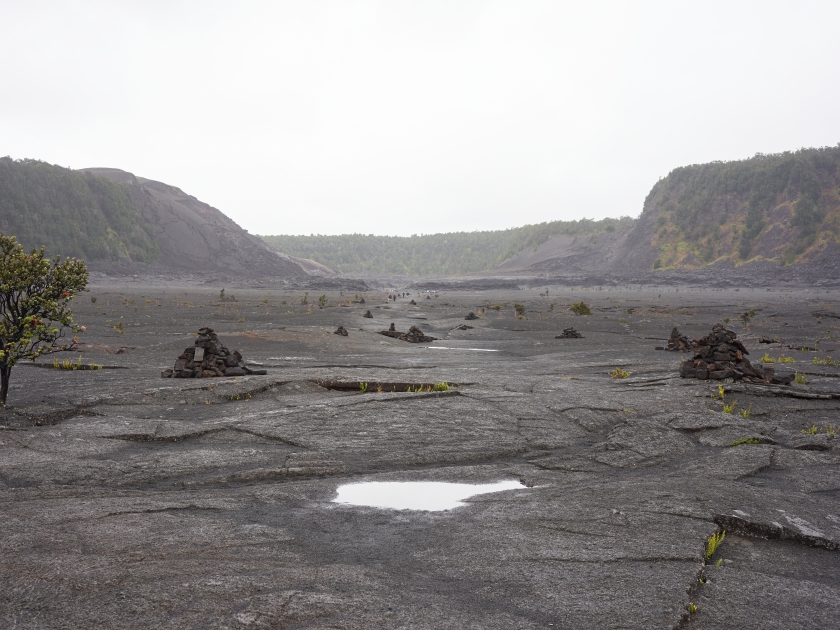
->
[722,400,737,414]
[711,385,726,400]
[793,372,807,384]
[705,530,725,561]
[359,382,368,393]
[609,367,630,379]
[433,382,450,391]
[688,602,697,615]
[729,437,761,446]
[740,404,752,419]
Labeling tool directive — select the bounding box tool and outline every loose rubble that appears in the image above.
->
[378,325,437,343]
[161,327,266,378]
[679,323,793,384]
[555,327,583,338]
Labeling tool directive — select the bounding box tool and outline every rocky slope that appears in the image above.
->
[497,146,840,283]
[82,168,313,278]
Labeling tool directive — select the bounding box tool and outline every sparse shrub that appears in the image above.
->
[90,296,97,303]
[113,321,125,334]
[813,356,840,366]
[722,400,736,414]
[300,292,308,305]
[219,289,225,301]
[318,295,327,308]
[778,355,795,363]
[570,301,591,315]
[514,303,526,317]
[609,366,629,379]
[760,353,775,363]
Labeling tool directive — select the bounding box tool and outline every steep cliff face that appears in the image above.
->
[500,146,840,277]
[80,168,310,278]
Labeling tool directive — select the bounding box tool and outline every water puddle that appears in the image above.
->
[333,480,525,511]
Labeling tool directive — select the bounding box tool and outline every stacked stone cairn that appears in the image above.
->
[363,310,373,318]
[378,325,437,343]
[666,327,691,351]
[464,312,479,320]
[555,327,583,339]
[679,323,793,384]
[161,327,265,378]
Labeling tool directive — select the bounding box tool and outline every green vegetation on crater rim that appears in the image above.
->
[648,145,840,269]
[260,216,634,275]
[0,158,159,263]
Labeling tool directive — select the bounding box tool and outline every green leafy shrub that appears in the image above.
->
[570,302,591,315]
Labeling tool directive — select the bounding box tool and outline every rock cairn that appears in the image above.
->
[679,323,793,384]
[389,322,396,331]
[464,312,479,320]
[334,326,348,336]
[555,327,583,339]
[378,325,437,343]
[363,310,373,318]
[666,327,691,351]
[161,327,266,378]
[409,299,417,305]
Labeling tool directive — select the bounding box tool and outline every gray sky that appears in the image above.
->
[2,1,839,237]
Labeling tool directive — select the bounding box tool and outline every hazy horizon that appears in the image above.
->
[2,1,839,237]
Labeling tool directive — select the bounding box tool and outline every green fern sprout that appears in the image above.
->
[722,400,736,414]
[740,404,752,419]
[706,530,725,560]
[793,372,807,385]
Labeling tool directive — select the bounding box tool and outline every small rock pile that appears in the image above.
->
[363,310,373,318]
[555,327,583,339]
[666,327,691,351]
[161,327,265,378]
[679,323,793,384]
[379,325,437,343]
[334,326,348,336]
[465,312,479,320]
[409,299,417,305]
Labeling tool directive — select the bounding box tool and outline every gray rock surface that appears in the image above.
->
[1,284,838,628]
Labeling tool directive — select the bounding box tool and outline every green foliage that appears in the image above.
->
[318,294,327,308]
[359,382,368,393]
[260,217,634,275]
[433,382,450,391]
[730,437,761,446]
[609,366,630,379]
[813,356,840,367]
[0,234,88,404]
[793,372,807,384]
[570,301,591,315]
[688,603,697,615]
[513,303,526,317]
[760,353,775,363]
[722,400,737,414]
[705,530,726,560]
[0,158,158,262]
[740,404,752,419]
[778,355,796,363]
[801,424,836,435]
[644,146,840,265]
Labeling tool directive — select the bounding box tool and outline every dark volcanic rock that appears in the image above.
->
[334,326,348,336]
[464,312,479,320]
[555,327,583,338]
[162,327,252,378]
[363,310,373,318]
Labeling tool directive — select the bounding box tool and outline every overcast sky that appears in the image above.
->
[2,1,839,236]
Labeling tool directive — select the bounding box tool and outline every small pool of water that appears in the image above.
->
[332,480,525,511]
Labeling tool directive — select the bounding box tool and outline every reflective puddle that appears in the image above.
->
[332,480,525,511]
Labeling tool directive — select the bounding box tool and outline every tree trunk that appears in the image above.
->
[0,364,10,406]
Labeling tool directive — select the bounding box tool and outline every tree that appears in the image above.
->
[0,234,88,405]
